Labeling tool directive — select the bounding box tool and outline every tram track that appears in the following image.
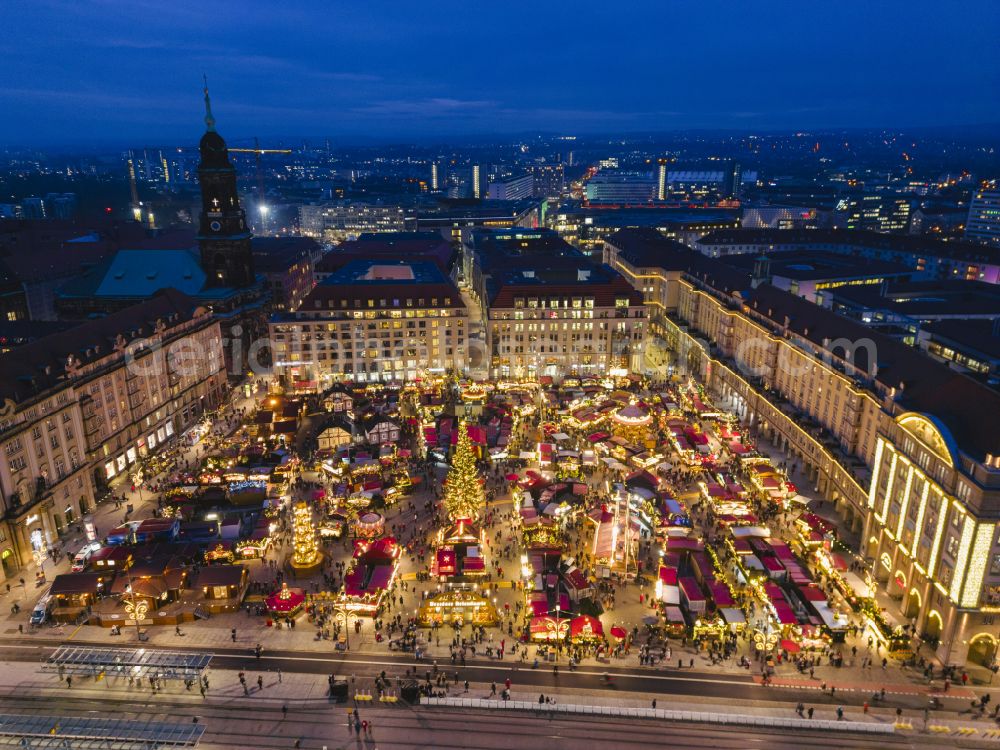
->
[0,691,943,750]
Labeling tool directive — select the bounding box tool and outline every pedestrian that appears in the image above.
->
[277,669,282,684]
[66,676,72,688]
[258,675,264,691]
[836,706,844,720]
[231,628,237,642]
[281,704,288,719]
[652,699,657,709]
[807,707,814,719]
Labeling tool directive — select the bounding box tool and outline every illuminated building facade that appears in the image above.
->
[0,290,226,580]
[270,259,468,388]
[604,228,1000,666]
[966,190,1000,246]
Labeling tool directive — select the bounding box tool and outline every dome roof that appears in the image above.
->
[612,403,651,425]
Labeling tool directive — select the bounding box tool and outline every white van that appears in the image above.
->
[71,541,102,572]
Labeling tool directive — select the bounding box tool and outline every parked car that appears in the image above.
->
[30,589,52,626]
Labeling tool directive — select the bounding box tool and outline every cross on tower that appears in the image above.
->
[211,198,220,208]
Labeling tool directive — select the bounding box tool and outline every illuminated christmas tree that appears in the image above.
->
[443,421,485,521]
[291,501,319,567]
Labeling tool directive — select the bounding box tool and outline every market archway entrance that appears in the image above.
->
[923,610,943,642]
[968,634,998,667]
[904,587,922,620]
[890,570,907,599]
[865,535,879,559]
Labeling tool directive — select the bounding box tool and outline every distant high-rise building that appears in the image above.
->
[729,161,742,199]
[839,193,912,233]
[44,193,76,219]
[472,165,482,199]
[656,159,667,201]
[531,164,564,199]
[585,171,656,203]
[298,202,415,241]
[431,162,439,191]
[20,197,45,219]
[966,190,1000,246]
[487,174,534,201]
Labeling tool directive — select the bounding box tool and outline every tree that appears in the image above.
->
[443,421,485,521]
[291,501,319,566]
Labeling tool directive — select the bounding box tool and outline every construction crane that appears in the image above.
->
[228,137,291,231]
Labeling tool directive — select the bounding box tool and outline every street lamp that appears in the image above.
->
[334,604,350,650]
[555,603,561,662]
[123,565,147,642]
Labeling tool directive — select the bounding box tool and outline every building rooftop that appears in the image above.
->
[922,319,1000,361]
[316,233,455,276]
[697,228,1000,265]
[560,207,739,228]
[324,259,448,286]
[251,236,318,272]
[467,228,580,273]
[829,280,1000,318]
[606,228,752,297]
[59,248,207,298]
[415,197,539,222]
[484,250,644,308]
[0,288,208,404]
[297,259,464,313]
[721,250,912,282]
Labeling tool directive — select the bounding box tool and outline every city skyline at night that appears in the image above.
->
[2,0,999,146]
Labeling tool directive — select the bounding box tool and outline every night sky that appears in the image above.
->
[3,0,999,145]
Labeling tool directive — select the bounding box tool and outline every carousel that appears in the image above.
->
[266,582,306,617]
[353,512,385,539]
[610,402,653,444]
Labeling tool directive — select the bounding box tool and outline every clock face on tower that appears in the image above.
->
[210,220,222,232]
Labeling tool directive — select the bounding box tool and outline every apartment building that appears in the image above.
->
[463,229,644,380]
[605,228,1000,666]
[270,259,469,388]
[485,266,646,380]
[0,289,226,580]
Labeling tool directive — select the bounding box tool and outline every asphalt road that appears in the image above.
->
[0,638,967,714]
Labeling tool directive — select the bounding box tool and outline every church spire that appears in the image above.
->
[203,74,216,132]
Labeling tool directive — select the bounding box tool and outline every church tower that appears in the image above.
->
[197,79,255,288]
